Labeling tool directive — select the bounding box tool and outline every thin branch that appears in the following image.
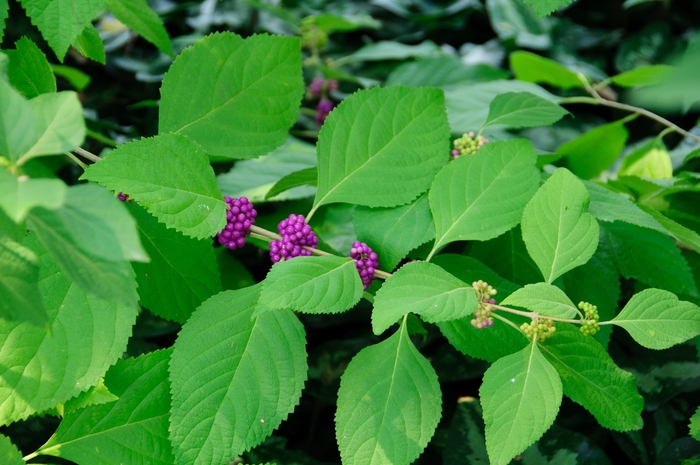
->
[579,74,700,143]
[492,304,582,324]
[74,147,103,163]
[65,152,87,169]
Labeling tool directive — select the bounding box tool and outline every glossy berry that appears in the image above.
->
[217,196,257,250]
[308,77,325,97]
[315,98,334,123]
[270,214,318,263]
[117,192,129,202]
[452,131,489,159]
[578,301,600,336]
[471,280,497,329]
[350,242,379,290]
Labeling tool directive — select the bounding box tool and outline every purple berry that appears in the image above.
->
[270,214,318,263]
[308,78,325,97]
[315,98,334,123]
[350,241,379,290]
[217,196,257,250]
[118,192,129,202]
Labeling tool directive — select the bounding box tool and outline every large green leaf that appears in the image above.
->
[557,120,629,180]
[522,0,574,17]
[583,181,665,233]
[335,321,441,465]
[0,79,38,161]
[312,85,449,214]
[217,137,317,203]
[353,192,435,271]
[19,91,85,163]
[81,133,226,240]
[599,221,698,297]
[5,36,56,98]
[159,32,303,159]
[373,261,478,335]
[19,0,106,61]
[439,313,529,363]
[0,233,138,425]
[0,166,65,222]
[510,51,582,90]
[0,237,47,326]
[639,206,700,254]
[521,168,599,283]
[169,285,307,465]
[0,434,23,465]
[444,80,558,133]
[431,254,521,300]
[480,341,562,465]
[611,288,700,350]
[540,324,643,431]
[386,56,509,88]
[430,139,539,253]
[107,0,173,56]
[469,226,543,285]
[255,256,363,316]
[501,283,578,319]
[483,92,569,130]
[37,349,175,464]
[128,203,221,324]
[610,65,673,88]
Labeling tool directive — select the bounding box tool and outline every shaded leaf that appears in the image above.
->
[0,236,47,325]
[610,65,673,88]
[431,254,521,300]
[523,0,574,17]
[557,120,629,180]
[169,285,307,464]
[0,166,65,222]
[469,226,543,285]
[336,321,441,465]
[265,167,317,201]
[62,377,118,414]
[5,36,55,98]
[313,85,449,213]
[439,314,529,363]
[639,207,700,254]
[0,434,23,465]
[159,32,303,159]
[0,79,38,161]
[386,56,509,87]
[373,261,478,334]
[612,288,700,350]
[336,40,441,65]
[71,24,105,64]
[107,0,173,56]
[584,180,665,233]
[81,133,226,240]
[521,168,599,283]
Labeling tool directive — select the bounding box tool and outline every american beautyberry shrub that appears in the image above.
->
[350,241,379,290]
[269,213,318,263]
[451,131,489,159]
[217,196,257,250]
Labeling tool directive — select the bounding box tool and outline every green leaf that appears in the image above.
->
[480,341,563,465]
[431,254,522,300]
[20,91,86,163]
[0,0,7,43]
[159,32,303,160]
[539,324,643,431]
[611,288,700,350]
[312,85,449,213]
[584,180,665,233]
[51,64,91,90]
[619,144,673,180]
[486,0,551,49]
[372,261,478,335]
[353,192,435,271]
[81,133,226,240]
[5,36,56,98]
[690,407,700,442]
[256,256,363,316]
[63,377,119,414]
[128,203,221,324]
[71,23,106,64]
[483,92,569,130]
[217,138,317,203]
[0,237,47,326]
[38,349,175,464]
[264,167,317,201]
[0,166,66,222]
[439,313,529,363]
[335,40,442,65]
[522,0,574,17]
[600,221,698,297]
[430,139,539,251]
[640,207,700,254]
[557,120,629,180]
[0,79,38,161]
[521,168,599,284]
[386,56,509,88]
[169,285,307,464]
[610,65,673,88]
[0,233,138,425]
[443,398,489,464]
[444,80,558,133]
[107,0,173,56]
[19,0,106,61]
[469,226,544,285]
[308,13,380,32]
[0,434,23,465]
[510,51,582,89]
[502,283,578,319]
[336,321,441,465]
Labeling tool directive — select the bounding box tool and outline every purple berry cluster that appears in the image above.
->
[270,214,318,263]
[217,196,257,250]
[350,242,379,290]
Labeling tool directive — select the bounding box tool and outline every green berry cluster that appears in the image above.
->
[579,301,600,336]
[451,132,489,159]
[471,280,497,329]
[300,18,328,51]
[520,320,557,342]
